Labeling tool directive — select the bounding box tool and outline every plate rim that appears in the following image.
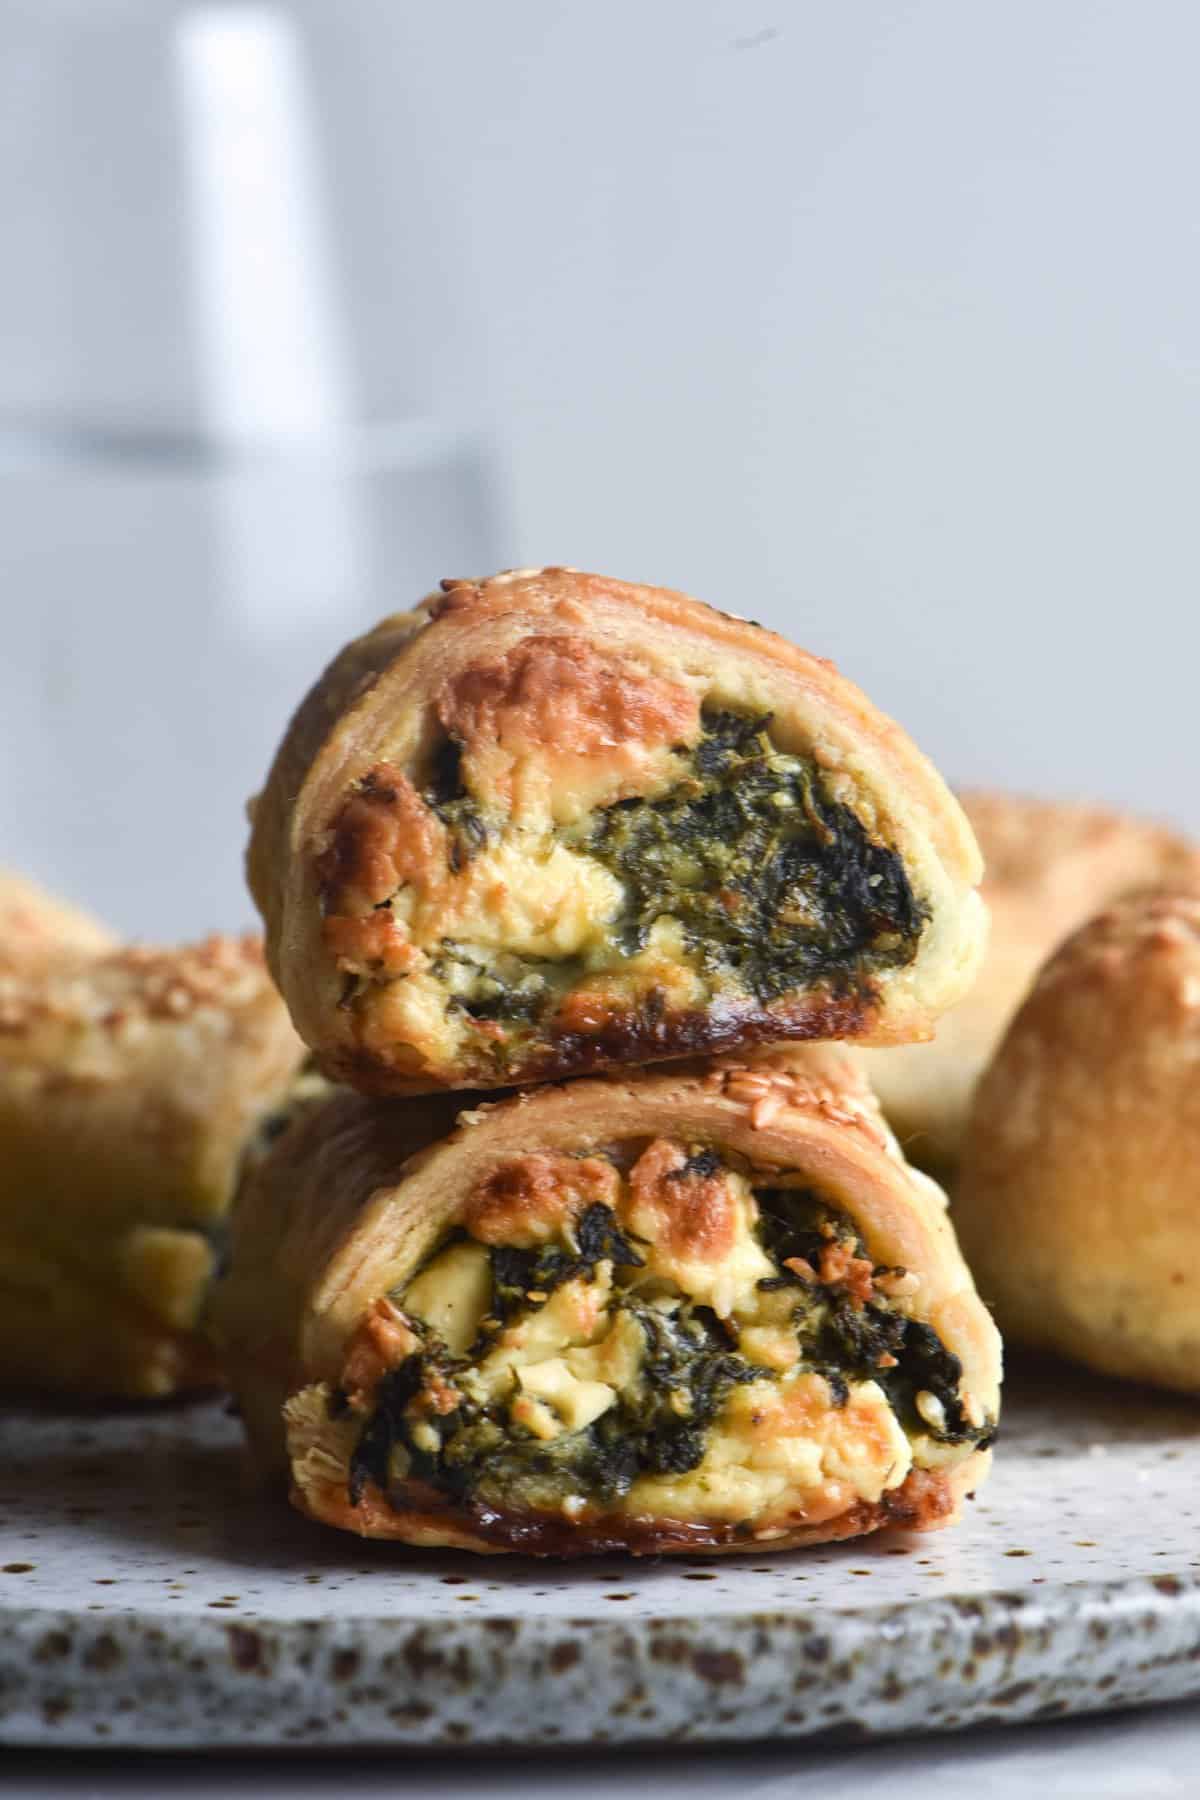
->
[3,1565,1199,1750]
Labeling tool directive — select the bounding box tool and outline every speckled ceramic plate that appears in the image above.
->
[1,1362,1198,1750]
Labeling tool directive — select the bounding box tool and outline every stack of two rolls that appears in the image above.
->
[217,567,1001,1555]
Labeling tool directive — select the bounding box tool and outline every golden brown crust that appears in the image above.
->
[861,792,1200,1171]
[247,568,985,1093]
[956,891,1200,1393]
[215,1043,999,1555]
[0,932,307,1399]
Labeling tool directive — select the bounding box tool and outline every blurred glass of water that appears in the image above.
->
[0,2,504,940]
[0,426,499,942]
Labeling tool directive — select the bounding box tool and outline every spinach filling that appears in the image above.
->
[348,1291,764,1514]
[345,1192,771,1514]
[420,709,927,1036]
[583,710,927,1001]
[489,1202,646,1323]
[429,943,578,1028]
[343,1160,993,1522]
[755,1190,992,1447]
[424,738,488,873]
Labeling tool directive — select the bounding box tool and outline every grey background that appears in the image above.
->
[1,0,1197,937]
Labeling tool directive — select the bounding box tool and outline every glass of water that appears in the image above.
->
[0,1,506,938]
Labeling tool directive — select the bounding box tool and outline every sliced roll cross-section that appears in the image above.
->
[247,568,985,1092]
[215,1046,1000,1556]
[0,931,307,1399]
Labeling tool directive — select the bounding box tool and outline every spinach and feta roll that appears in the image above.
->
[247,567,986,1094]
[861,793,1200,1176]
[957,892,1200,1395]
[0,868,117,973]
[215,1047,1000,1555]
[0,933,307,1399]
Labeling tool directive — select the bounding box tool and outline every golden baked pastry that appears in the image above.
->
[215,1045,1000,1555]
[0,933,307,1399]
[251,568,985,1087]
[0,868,116,973]
[956,891,1200,1393]
[860,792,1200,1172]
[248,568,985,1094]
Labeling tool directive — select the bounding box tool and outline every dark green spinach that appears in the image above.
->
[585,710,927,1001]
[754,1188,994,1448]
[489,1202,645,1323]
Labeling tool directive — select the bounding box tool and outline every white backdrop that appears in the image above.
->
[1,0,1197,936]
[352,0,1196,816]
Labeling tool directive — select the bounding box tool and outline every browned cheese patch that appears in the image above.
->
[463,1153,621,1249]
[437,634,699,765]
[624,1140,740,1266]
[317,764,446,918]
